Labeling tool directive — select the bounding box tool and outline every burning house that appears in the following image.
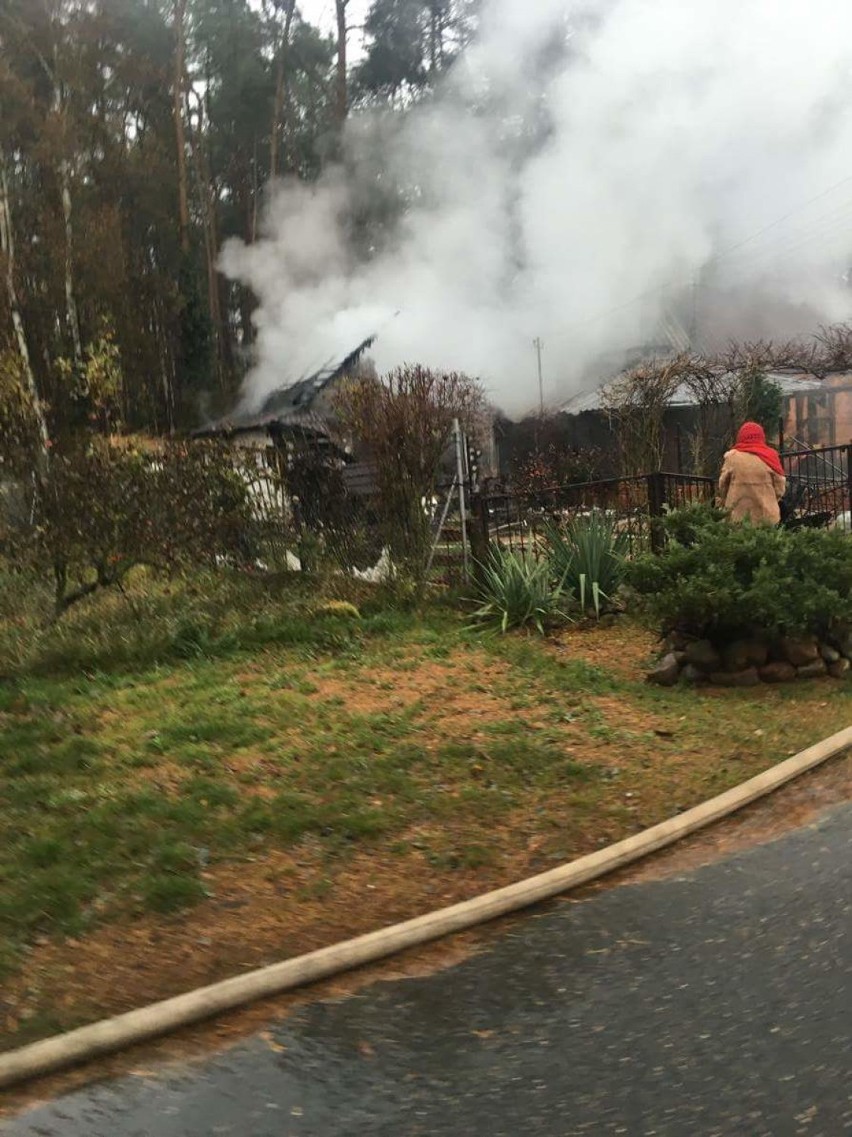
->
[193,336,381,507]
[197,334,500,492]
[194,335,377,455]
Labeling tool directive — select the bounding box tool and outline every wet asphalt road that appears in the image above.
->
[5,803,851,1137]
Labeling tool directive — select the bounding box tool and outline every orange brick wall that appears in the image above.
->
[832,386,852,445]
[783,376,852,448]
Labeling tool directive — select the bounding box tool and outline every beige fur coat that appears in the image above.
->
[718,449,786,525]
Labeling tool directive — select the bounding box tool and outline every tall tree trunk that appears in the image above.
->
[270,55,284,179]
[239,168,256,347]
[335,0,348,128]
[155,296,176,433]
[198,48,234,382]
[0,156,50,469]
[52,65,83,377]
[59,153,83,373]
[173,0,190,255]
[17,18,83,387]
[270,0,296,179]
[251,137,259,244]
[185,90,226,392]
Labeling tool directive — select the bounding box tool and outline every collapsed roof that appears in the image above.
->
[194,335,376,438]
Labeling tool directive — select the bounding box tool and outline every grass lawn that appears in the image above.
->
[1,568,850,1051]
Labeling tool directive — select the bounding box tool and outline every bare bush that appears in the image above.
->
[21,439,253,617]
[602,355,694,474]
[811,323,852,375]
[715,323,852,378]
[603,339,791,477]
[512,442,607,496]
[334,364,484,581]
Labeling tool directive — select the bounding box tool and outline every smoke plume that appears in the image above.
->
[221,0,852,416]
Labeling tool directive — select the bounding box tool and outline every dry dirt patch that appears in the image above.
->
[551,620,658,676]
[308,651,513,718]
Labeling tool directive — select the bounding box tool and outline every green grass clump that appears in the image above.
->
[0,562,423,680]
[469,546,571,634]
[543,510,629,618]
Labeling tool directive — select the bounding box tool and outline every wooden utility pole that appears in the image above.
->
[533,337,544,414]
[690,273,698,347]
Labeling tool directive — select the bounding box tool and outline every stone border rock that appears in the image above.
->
[648,629,852,687]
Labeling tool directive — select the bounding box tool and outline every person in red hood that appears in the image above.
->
[718,422,786,525]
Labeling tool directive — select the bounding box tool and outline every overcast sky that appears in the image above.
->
[248,0,370,56]
[300,0,370,39]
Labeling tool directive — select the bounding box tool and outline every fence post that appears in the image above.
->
[469,490,490,574]
[647,471,666,552]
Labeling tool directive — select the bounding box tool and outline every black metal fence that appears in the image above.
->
[780,443,851,530]
[227,440,852,582]
[461,444,852,567]
[205,439,852,586]
[469,471,716,560]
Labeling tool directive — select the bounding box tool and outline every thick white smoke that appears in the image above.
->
[221,0,852,415]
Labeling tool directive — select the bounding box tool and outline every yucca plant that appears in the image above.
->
[543,510,629,618]
[469,545,571,634]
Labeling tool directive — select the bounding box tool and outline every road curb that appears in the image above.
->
[1,726,850,1092]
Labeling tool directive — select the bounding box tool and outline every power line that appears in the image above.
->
[721,219,852,284]
[548,171,852,342]
[711,199,852,282]
[712,196,852,276]
[703,171,852,268]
